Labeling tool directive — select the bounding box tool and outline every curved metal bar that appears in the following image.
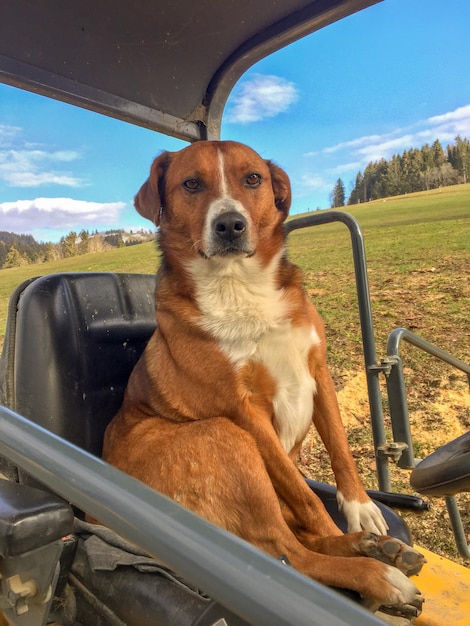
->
[387,329,470,558]
[387,328,470,380]
[0,55,204,143]
[205,0,378,139]
[385,327,470,470]
[0,405,382,626]
[285,211,390,490]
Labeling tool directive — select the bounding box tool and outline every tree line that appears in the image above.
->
[0,229,154,269]
[330,135,470,208]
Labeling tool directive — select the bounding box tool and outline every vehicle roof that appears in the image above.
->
[0,0,380,142]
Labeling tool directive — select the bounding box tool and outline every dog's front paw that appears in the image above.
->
[337,492,389,535]
[358,558,423,614]
[381,567,424,618]
[359,533,426,577]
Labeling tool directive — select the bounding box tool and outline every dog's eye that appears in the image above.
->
[245,173,262,187]
[183,178,201,192]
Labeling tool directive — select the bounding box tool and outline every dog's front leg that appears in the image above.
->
[312,363,388,535]
[234,403,342,538]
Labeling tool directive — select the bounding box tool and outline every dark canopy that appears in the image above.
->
[0,0,380,141]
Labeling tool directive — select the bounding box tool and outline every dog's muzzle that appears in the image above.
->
[206,210,253,257]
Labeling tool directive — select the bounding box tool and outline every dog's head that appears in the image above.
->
[134,141,291,264]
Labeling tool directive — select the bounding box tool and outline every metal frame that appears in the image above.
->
[287,215,470,544]
[385,328,470,471]
[0,405,383,626]
[204,0,380,139]
[384,329,470,558]
[285,211,390,489]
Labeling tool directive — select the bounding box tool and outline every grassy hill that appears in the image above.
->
[0,183,469,562]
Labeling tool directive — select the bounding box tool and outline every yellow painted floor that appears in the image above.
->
[412,545,470,625]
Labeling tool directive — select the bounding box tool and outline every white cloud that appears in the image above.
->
[312,133,388,157]
[300,173,331,191]
[5,170,83,188]
[308,104,470,172]
[428,104,470,126]
[296,104,470,207]
[0,125,84,188]
[0,123,22,140]
[355,134,417,163]
[226,74,299,124]
[0,198,126,232]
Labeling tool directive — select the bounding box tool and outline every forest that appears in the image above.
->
[0,229,154,269]
[330,135,470,208]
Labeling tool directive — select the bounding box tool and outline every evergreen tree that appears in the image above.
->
[420,143,434,190]
[384,155,403,197]
[407,148,424,192]
[362,159,388,201]
[61,231,78,258]
[330,178,345,208]
[346,136,469,204]
[448,136,470,183]
[431,139,445,168]
[3,246,23,268]
[348,171,364,204]
[78,229,90,255]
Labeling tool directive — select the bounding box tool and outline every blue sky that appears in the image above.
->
[1,0,470,242]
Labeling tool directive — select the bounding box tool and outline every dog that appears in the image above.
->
[102,140,424,608]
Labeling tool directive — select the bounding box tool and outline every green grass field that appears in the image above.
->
[0,183,469,562]
[1,183,468,347]
[287,184,470,373]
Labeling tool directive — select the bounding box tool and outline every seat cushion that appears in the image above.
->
[12,273,156,459]
[410,431,470,497]
[0,479,73,556]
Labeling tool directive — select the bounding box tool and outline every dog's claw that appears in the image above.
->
[359,533,426,577]
[379,594,424,619]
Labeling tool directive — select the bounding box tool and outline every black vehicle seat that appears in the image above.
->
[6,273,157,468]
[410,431,470,497]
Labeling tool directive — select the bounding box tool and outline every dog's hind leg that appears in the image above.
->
[105,415,421,607]
[109,415,318,548]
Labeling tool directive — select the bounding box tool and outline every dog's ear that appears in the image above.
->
[267,161,291,219]
[134,152,171,226]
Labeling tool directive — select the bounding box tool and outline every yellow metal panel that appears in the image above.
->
[412,545,470,625]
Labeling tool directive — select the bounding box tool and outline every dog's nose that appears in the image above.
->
[213,211,247,242]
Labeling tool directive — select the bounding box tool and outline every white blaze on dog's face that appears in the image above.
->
[201,149,255,259]
[135,141,291,268]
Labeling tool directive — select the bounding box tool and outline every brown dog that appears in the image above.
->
[103,141,424,607]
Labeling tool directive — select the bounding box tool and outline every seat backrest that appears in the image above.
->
[0,273,156,482]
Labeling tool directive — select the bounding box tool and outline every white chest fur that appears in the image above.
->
[186,254,319,453]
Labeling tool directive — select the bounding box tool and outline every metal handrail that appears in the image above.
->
[387,327,470,380]
[385,327,470,469]
[385,328,470,558]
[286,212,389,489]
[0,405,382,626]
